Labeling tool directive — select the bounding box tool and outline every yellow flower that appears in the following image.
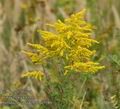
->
[64,62,104,74]
[22,71,44,81]
[20,3,28,10]
[22,50,42,64]
[22,9,104,79]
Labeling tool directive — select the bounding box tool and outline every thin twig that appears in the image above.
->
[80,91,87,109]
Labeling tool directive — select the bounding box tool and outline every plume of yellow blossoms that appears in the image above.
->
[22,9,104,79]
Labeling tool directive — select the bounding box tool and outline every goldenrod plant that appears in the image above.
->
[22,9,104,80]
[1,0,120,109]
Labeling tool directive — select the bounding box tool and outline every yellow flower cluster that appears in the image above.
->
[22,9,104,78]
[22,71,44,81]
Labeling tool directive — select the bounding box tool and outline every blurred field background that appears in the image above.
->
[0,0,120,109]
